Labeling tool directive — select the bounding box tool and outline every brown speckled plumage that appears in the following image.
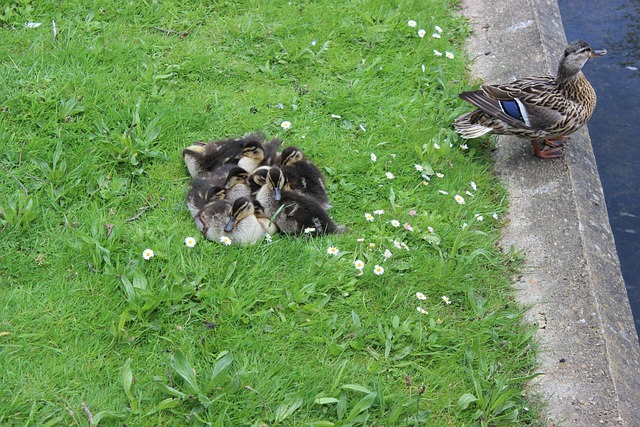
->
[454,40,606,158]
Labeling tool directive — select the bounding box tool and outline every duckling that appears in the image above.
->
[247,166,271,195]
[182,132,266,177]
[237,137,282,173]
[454,40,606,158]
[223,167,252,202]
[279,146,332,209]
[251,199,278,235]
[193,163,236,186]
[195,199,231,242]
[237,140,267,174]
[256,167,344,236]
[186,177,225,218]
[218,197,271,245]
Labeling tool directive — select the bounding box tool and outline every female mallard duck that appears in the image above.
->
[279,146,332,210]
[256,167,344,236]
[237,137,281,173]
[454,40,606,158]
[182,132,266,177]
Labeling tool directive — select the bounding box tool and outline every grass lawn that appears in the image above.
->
[1,0,542,425]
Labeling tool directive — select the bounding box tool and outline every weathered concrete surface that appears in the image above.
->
[459,0,640,425]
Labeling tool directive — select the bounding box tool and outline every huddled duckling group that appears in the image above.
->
[183,132,344,245]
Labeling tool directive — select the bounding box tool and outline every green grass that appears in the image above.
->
[1,0,543,425]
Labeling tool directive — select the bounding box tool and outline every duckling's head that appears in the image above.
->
[241,140,266,160]
[225,167,249,189]
[206,186,226,201]
[249,166,271,188]
[252,199,267,218]
[280,146,305,166]
[558,40,606,80]
[266,167,288,201]
[224,197,255,232]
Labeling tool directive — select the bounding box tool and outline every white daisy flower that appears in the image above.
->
[436,172,444,178]
[373,265,385,276]
[470,181,477,191]
[434,25,443,33]
[416,292,427,300]
[142,249,154,260]
[441,295,451,305]
[390,219,400,228]
[416,306,428,314]
[439,190,449,195]
[455,194,465,205]
[280,120,291,130]
[373,209,385,215]
[354,259,365,270]
[445,51,454,59]
[434,50,443,57]
[418,29,426,38]
[364,213,374,222]
[383,249,392,259]
[220,236,232,245]
[385,172,395,180]
[414,164,424,172]
[370,153,377,162]
[408,20,417,27]
[432,32,441,39]
[184,237,196,248]
[327,246,339,255]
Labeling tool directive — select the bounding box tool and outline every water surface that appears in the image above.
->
[558,0,640,338]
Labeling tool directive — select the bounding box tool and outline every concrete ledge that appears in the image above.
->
[459,0,640,425]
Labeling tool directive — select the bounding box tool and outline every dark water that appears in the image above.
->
[558,0,640,338]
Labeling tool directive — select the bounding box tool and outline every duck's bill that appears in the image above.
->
[224,217,237,232]
[590,48,607,57]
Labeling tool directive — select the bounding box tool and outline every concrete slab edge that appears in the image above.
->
[458,0,640,425]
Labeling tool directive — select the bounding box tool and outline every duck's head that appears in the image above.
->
[266,167,287,201]
[205,185,226,201]
[241,140,266,160]
[225,167,249,189]
[252,200,266,218]
[559,40,606,79]
[249,166,271,187]
[280,146,304,166]
[224,197,255,232]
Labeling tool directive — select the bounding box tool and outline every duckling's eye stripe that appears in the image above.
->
[499,98,530,126]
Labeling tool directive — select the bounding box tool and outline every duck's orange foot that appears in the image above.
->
[532,140,563,159]
[543,137,569,148]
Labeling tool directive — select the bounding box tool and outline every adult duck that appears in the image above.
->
[454,40,606,158]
